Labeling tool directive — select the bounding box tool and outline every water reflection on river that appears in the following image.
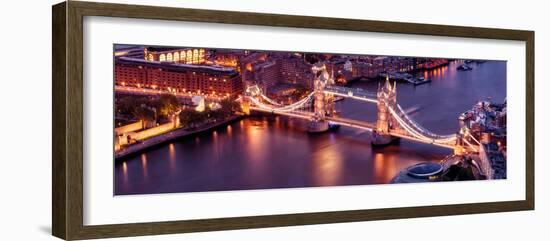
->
[115,60,506,195]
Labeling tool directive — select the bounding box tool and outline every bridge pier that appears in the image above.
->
[308,119,329,133]
[371,131,395,146]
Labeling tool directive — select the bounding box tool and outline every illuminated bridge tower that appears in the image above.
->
[324,68,336,117]
[242,85,261,115]
[308,63,331,133]
[454,126,468,155]
[241,99,251,115]
[372,77,398,145]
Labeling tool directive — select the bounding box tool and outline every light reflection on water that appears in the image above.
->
[140,154,148,179]
[311,138,343,186]
[168,143,176,174]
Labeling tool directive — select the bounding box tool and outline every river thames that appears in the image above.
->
[115,60,506,195]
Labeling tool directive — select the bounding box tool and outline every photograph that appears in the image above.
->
[0,0,543,240]
[113,44,507,195]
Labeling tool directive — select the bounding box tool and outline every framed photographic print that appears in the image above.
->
[52,1,534,240]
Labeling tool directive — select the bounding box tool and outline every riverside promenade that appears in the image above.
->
[115,115,242,160]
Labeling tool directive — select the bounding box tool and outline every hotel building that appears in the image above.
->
[115,57,243,96]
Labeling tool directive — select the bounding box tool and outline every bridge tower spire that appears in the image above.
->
[372,77,399,145]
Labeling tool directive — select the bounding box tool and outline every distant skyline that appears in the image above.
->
[114,43,503,62]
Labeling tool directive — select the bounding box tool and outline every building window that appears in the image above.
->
[173,52,179,62]
[186,50,193,63]
[199,49,205,62]
[193,49,199,63]
[181,51,186,61]
[159,54,166,62]
[167,53,173,62]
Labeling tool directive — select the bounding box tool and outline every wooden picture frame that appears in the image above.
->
[52,1,534,240]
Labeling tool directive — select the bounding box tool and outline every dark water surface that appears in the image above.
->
[115,60,506,195]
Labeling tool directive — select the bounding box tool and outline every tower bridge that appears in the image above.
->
[241,63,479,155]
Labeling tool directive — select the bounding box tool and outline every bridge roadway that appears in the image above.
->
[249,106,455,150]
[323,86,378,103]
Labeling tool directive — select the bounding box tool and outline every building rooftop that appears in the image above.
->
[145,46,192,53]
[116,57,239,77]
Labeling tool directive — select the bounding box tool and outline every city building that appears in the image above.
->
[322,56,422,84]
[144,47,207,64]
[115,57,243,96]
[240,52,268,84]
[459,99,507,179]
[240,52,314,93]
[279,55,315,88]
[391,162,445,183]
[211,50,245,69]
[253,60,281,92]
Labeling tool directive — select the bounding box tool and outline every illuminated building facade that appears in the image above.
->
[240,52,268,83]
[253,61,281,92]
[212,51,242,68]
[144,47,207,65]
[279,56,314,88]
[115,57,243,96]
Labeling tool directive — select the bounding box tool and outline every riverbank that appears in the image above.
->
[115,115,243,160]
